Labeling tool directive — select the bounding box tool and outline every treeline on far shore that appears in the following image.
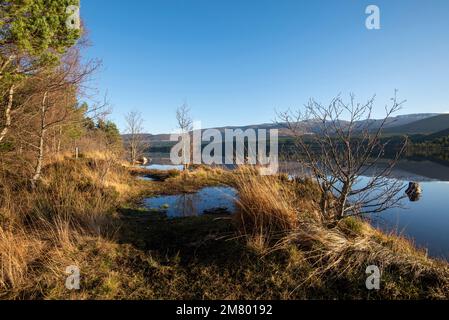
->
[146,132,449,159]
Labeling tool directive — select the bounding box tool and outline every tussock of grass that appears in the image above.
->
[232,168,449,298]
[234,172,301,246]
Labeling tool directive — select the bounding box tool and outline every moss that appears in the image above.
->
[338,216,365,236]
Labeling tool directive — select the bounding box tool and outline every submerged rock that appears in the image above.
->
[137,157,149,165]
[405,182,422,202]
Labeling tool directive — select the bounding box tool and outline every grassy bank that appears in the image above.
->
[0,157,448,299]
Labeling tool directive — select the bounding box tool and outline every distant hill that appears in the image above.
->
[426,127,449,140]
[362,113,440,130]
[408,126,449,146]
[122,113,447,150]
[384,114,449,135]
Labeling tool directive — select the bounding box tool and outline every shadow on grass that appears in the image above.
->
[112,207,324,299]
[116,208,248,267]
[114,207,435,299]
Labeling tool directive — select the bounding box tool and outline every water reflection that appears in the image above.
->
[137,176,155,182]
[143,187,237,218]
[279,159,449,182]
[370,180,449,260]
[146,153,449,259]
[143,164,184,171]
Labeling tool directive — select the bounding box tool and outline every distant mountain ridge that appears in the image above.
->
[383,114,449,135]
[122,113,446,146]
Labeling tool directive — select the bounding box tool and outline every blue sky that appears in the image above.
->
[81,0,449,134]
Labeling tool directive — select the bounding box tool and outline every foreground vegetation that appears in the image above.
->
[1,156,448,299]
[1,1,448,300]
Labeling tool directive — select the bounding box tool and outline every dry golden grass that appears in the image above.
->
[0,152,142,298]
[0,226,44,291]
[235,173,299,240]
[233,168,322,251]
[232,168,449,297]
[1,158,448,299]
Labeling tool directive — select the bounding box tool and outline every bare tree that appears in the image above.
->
[125,110,148,166]
[0,83,14,143]
[26,49,99,187]
[278,92,408,223]
[176,103,193,170]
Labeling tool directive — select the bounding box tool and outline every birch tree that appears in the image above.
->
[125,111,148,165]
[278,93,408,223]
[176,103,193,170]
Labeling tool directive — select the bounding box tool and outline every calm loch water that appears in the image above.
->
[282,158,449,260]
[145,153,449,260]
[371,180,449,260]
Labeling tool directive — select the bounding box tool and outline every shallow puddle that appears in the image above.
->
[142,164,184,171]
[137,176,155,181]
[143,187,237,217]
